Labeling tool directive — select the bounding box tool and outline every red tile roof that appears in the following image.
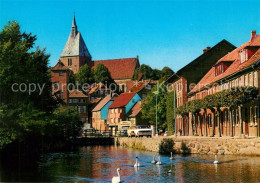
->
[69,89,88,98]
[128,101,142,117]
[109,92,136,108]
[216,41,250,63]
[51,61,69,71]
[127,80,151,93]
[190,34,260,94]
[92,57,140,80]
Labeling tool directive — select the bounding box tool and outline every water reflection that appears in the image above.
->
[0,145,260,182]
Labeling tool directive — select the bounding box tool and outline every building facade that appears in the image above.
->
[186,31,260,137]
[107,93,141,135]
[168,40,236,136]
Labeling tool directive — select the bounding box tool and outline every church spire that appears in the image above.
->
[71,12,77,37]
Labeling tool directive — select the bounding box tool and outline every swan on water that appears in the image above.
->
[169,152,174,160]
[213,155,220,164]
[134,156,140,167]
[151,155,157,164]
[112,168,121,183]
[156,156,162,165]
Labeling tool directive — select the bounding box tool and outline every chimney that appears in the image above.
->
[203,46,211,54]
[251,30,256,41]
[136,55,139,60]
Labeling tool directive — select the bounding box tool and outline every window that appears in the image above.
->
[59,71,63,76]
[68,58,72,66]
[81,118,86,123]
[240,49,248,63]
[69,99,72,103]
[147,84,151,90]
[142,94,146,99]
[54,82,59,89]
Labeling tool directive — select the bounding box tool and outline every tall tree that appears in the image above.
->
[161,66,174,81]
[141,83,168,130]
[93,64,114,85]
[75,64,93,84]
[0,21,55,111]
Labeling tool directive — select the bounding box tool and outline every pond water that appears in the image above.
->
[1,145,260,182]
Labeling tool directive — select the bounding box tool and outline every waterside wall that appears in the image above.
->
[115,137,260,156]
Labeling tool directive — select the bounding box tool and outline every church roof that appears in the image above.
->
[93,57,140,80]
[60,15,91,58]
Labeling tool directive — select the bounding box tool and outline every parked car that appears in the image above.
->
[127,125,152,137]
[84,128,95,136]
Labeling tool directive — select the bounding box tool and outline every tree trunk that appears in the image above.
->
[195,114,198,135]
[186,115,189,136]
[239,105,243,135]
[199,114,203,136]
[212,111,215,136]
[204,109,208,136]
[218,109,222,137]
[229,109,233,137]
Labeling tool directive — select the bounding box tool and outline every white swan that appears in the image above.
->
[151,155,157,164]
[112,168,121,183]
[156,156,162,165]
[213,155,220,164]
[134,156,140,167]
[168,169,173,173]
[169,152,174,160]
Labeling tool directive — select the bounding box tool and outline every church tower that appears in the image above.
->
[60,13,92,73]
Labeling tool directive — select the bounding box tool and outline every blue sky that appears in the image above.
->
[0,0,259,71]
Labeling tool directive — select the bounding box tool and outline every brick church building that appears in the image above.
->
[55,14,140,85]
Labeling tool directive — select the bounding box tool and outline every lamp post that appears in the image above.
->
[174,90,177,138]
[153,90,159,136]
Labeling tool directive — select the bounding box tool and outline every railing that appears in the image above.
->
[83,130,128,138]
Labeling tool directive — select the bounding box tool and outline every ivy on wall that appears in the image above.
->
[166,91,175,135]
[177,86,259,116]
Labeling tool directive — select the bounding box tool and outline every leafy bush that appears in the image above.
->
[159,138,175,154]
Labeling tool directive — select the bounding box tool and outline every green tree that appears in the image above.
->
[93,64,114,85]
[166,91,175,135]
[0,21,55,112]
[75,64,93,84]
[141,83,168,130]
[161,66,174,81]
[132,64,154,80]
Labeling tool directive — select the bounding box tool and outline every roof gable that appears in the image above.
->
[51,61,69,71]
[92,93,117,112]
[128,101,142,117]
[69,89,88,98]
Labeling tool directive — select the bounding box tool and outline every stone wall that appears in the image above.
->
[115,137,260,156]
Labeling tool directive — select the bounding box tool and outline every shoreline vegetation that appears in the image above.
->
[0,22,83,159]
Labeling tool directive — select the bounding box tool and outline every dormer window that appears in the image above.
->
[239,49,248,63]
[215,63,224,76]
